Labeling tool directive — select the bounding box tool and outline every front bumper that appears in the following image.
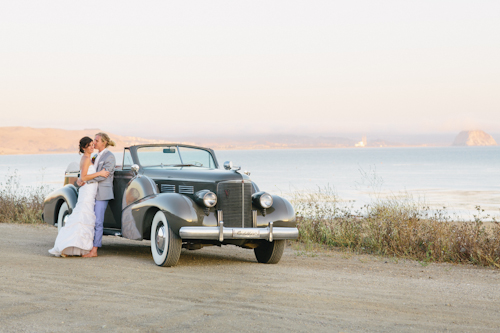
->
[179,222,299,242]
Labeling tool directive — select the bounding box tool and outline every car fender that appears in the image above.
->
[42,185,78,225]
[255,195,296,227]
[129,193,202,240]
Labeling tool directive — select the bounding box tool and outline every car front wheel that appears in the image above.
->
[150,211,182,267]
[254,240,285,264]
[57,202,70,232]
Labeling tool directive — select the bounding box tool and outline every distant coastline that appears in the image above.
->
[0,142,453,156]
[0,126,496,155]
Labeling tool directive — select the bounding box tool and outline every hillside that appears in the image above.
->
[0,128,363,154]
[0,127,481,155]
[0,127,161,155]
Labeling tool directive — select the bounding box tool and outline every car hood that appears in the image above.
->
[142,167,250,183]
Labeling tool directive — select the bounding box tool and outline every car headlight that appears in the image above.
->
[252,191,273,209]
[203,191,217,207]
[195,190,217,208]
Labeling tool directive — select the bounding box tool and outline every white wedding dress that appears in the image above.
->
[49,164,98,257]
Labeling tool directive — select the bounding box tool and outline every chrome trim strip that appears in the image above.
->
[268,222,273,242]
[252,210,257,228]
[179,226,299,241]
[241,182,244,228]
[217,210,223,226]
[216,180,252,185]
[146,178,216,183]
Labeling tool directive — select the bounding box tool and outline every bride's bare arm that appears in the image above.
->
[80,156,109,182]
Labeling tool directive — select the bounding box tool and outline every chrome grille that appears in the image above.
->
[160,184,175,193]
[179,185,194,194]
[217,181,252,228]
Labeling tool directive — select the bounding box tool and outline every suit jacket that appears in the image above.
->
[88,150,116,201]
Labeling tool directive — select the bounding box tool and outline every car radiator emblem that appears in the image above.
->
[225,189,230,198]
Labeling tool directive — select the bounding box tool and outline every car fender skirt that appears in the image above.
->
[130,193,200,236]
[42,185,78,225]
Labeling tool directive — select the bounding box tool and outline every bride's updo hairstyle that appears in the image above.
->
[79,136,93,154]
[96,132,116,148]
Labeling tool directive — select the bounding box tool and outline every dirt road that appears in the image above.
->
[1,223,499,332]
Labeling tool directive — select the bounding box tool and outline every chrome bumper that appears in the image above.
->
[179,222,299,242]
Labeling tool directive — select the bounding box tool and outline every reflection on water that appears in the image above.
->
[1,146,499,220]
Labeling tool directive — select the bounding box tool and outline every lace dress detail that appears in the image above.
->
[49,164,98,256]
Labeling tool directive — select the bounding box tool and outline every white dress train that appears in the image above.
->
[49,164,98,257]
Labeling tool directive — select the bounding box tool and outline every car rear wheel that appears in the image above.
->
[57,202,70,232]
[150,211,182,267]
[254,240,285,264]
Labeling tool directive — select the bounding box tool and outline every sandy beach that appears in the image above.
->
[0,223,499,332]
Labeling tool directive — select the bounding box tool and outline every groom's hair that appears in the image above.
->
[96,132,116,148]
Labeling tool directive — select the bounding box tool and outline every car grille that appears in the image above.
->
[217,181,252,228]
[160,184,175,193]
[178,185,194,194]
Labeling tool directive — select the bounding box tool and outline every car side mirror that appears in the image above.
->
[131,164,140,176]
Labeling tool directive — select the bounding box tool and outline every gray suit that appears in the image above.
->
[87,149,116,248]
[88,150,116,200]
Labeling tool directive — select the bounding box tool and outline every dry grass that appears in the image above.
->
[292,187,500,268]
[2,169,499,267]
[0,171,50,224]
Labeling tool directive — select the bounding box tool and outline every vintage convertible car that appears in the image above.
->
[43,144,298,266]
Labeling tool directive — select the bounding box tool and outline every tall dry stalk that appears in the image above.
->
[0,171,51,224]
[292,187,500,268]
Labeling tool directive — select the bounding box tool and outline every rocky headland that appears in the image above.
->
[452,130,497,146]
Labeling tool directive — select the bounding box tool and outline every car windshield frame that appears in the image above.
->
[135,145,217,169]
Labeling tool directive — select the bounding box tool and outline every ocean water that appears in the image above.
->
[1,146,499,219]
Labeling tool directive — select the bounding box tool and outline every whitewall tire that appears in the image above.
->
[57,202,70,233]
[150,211,182,267]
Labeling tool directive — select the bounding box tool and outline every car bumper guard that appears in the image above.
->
[179,222,298,242]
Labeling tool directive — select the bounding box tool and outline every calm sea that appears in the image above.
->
[1,146,499,219]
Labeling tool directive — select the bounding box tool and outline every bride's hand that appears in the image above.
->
[100,170,110,178]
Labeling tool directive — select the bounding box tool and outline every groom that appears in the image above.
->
[80,132,116,258]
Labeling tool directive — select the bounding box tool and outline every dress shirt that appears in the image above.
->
[94,148,108,169]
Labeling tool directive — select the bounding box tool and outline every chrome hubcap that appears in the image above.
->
[156,224,166,255]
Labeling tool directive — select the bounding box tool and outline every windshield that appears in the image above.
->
[137,146,216,169]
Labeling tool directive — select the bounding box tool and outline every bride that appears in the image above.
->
[48,137,110,257]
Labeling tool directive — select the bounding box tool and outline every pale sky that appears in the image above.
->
[1,1,499,138]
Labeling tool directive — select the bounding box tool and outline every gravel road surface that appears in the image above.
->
[1,223,499,332]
